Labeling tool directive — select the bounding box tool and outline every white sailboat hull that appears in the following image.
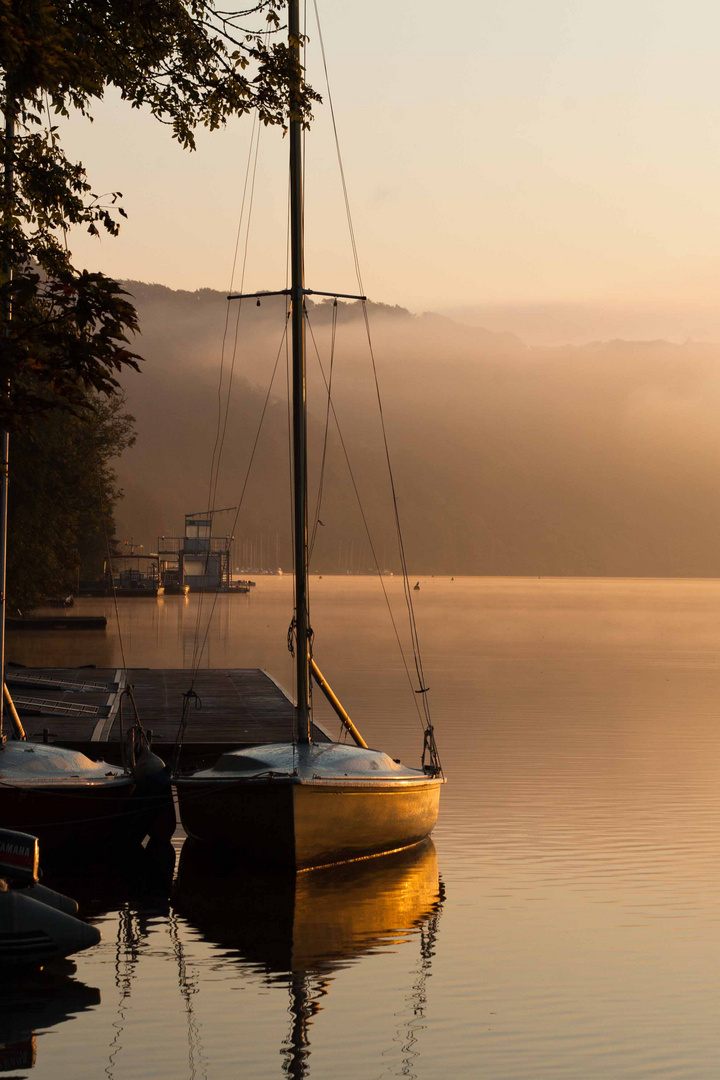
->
[0,742,137,850]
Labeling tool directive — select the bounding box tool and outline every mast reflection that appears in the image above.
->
[174,839,444,1077]
[282,973,326,1080]
[38,843,177,1080]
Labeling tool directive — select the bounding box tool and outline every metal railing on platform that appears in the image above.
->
[6,673,118,694]
[12,696,110,718]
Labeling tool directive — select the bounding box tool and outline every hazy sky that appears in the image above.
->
[60,0,720,315]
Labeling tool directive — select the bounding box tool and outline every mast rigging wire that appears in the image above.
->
[304,311,426,733]
[311,0,440,770]
[174,314,292,765]
[187,316,290,688]
[308,298,337,559]
[209,110,263,514]
[188,90,264,679]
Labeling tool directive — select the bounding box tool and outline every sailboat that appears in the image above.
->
[0,739,137,850]
[174,0,444,870]
[0,675,172,850]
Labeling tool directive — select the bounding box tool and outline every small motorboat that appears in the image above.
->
[0,829,101,968]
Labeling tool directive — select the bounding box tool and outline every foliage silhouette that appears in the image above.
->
[0,0,317,426]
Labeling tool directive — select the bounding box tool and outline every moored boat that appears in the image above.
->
[0,828,101,968]
[0,886,101,968]
[0,693,173,851]
[0,740,137,849]
[113,555,164,597]
[174,0,444,869]
[162,582,190,595]
[176,743,441,869]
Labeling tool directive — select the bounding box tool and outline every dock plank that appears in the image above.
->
[9,667,331,768]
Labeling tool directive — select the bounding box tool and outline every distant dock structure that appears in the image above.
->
[158,510,234,593]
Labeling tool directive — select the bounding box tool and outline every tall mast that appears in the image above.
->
[288,0,312,743]
[0,101,14,742]
[227,4,366,740]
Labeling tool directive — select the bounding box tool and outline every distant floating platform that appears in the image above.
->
[7,616,107,631]
[5,668,331,769]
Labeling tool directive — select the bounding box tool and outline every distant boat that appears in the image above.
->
[174,0,443,870]
[114,568,164,597]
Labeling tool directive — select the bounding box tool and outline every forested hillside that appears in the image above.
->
[116,282,720,577]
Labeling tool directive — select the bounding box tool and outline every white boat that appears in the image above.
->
[0,741,136,849]
[174,0,444,869]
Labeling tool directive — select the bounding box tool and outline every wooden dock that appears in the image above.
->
[7,615,108,630]
[5,668,331,769]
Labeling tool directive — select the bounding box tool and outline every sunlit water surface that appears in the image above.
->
[6,576,720,1079]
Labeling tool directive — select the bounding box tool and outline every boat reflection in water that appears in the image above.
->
[41,840,176,920]
[174,838,444,1077]
[0,961,100,1072]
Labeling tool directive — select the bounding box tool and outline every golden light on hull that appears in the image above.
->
[176,756,442,871]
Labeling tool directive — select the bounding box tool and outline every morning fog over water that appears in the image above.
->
[7,575,720,1079]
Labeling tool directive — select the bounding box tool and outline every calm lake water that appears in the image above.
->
[6,575,720,1079]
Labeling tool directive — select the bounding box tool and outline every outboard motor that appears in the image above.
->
[0,828,38,886]
[0,828,101,968]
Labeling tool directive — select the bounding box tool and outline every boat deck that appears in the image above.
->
[5,668,331,769]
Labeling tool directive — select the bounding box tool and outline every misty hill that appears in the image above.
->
[115,282,720,577]
[442,300,720,347]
